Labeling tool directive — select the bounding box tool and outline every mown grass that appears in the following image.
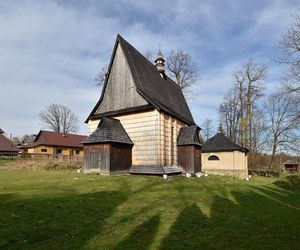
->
[0,163,299,249]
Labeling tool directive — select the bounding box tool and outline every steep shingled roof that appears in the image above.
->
[23,130,86,149]
[87,35,195,125]
[177,125,202,146]
[82,117,133,145]
[202,133,248,153]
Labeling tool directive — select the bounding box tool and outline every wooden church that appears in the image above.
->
[83,34,201,175]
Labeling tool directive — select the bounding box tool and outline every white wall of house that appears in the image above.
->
[202,151,248,178]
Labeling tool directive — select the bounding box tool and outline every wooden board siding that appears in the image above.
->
[194,147,201,172]
[95,43,148,115]
[84,144,110,173]
[87,109,187,168]
[110,143,132,173]
[84,143,132,174]
[178,146,201,173]
[115,110,161,166]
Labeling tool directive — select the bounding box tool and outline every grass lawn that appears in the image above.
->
[0,160,300,249]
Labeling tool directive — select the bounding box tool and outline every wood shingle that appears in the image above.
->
[83,117,133,145]
[202,133,248,153]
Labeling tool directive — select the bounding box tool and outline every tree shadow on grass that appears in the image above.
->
[1,175,300,249]
[114,214,160,250]
[160,177,300,249]
[159,204,210,249]
[0,191,127,250]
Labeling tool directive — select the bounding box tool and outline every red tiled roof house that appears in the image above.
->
[23,130,86,157]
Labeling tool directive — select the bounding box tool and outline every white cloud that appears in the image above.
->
[0,0,298,136]
[0,1,119,135]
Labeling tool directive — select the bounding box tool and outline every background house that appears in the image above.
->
[281,160,299,173]
[202,133,248,178]
[0,128,19,155]
[84,35,201,174]
[22,130,86,157]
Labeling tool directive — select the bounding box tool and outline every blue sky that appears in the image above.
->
[0,0,299,136]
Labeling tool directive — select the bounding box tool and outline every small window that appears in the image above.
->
[208,155,219,161]
[57,149,62,154]
[75,150,80,155]
[41,148,47,153]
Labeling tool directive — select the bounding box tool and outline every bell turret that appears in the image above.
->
[154,48,165,76]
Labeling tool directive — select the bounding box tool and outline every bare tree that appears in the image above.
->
[250,109,268,154]
[265,87,300,169]
[219,88,240,142]
[39,104,79,134]
[278,14,300,91]
[219,59,267,169]
[95,64,109,86]
[167,48,198,90]
[201,119,214,142]
[249,108,269,169]
[232,58,267,148]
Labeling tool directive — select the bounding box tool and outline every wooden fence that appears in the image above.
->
[248,169,281,177]
[0,152,83,168]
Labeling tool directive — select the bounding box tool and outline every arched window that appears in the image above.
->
[208,155,219,161]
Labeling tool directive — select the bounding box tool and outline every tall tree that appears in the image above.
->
[167,48,198,90]
[248,108,269,169]
[201,119,214,142]
[265,87,300,169]
[219,59,267,168]
[39,104,79,134]
[219,88,240,142]
[278,14,300,91]
[232,58,267,148]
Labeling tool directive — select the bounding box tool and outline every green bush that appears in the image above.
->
[10,158,82,171]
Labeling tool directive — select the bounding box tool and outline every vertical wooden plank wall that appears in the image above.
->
[96,43,147,114]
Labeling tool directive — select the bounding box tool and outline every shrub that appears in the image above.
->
[9,158,82,171]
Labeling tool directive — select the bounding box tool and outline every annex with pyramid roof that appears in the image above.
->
[202,133,248,178]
